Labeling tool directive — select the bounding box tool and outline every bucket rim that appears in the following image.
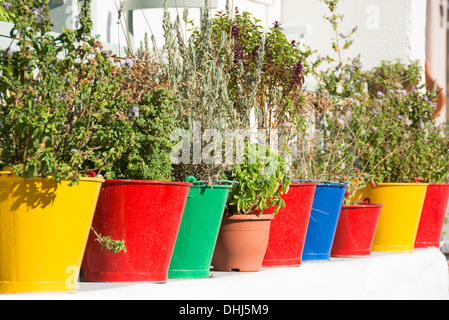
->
[427,183,449,187]
[103,179,192,187]
[0,172,105,184]
[184,176,238,188]
[371,182,429,187]
[342,204,384,209]
[223,213,275,221]
[289,181,319,187]
[293,179,349,187]
[189,184,233,189]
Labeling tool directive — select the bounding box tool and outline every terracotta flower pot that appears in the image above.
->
[212,214,274,272]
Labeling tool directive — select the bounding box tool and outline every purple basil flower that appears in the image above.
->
[398,115,404,121]
[376,91,384,98]
[124,57,134,68]
[419,122,425,130]
[234,45,244,62]
[231,24,240,39]
[4,47,12,57]
[129,106,139,119]
[2,2,11,10]
[290,59,304,88]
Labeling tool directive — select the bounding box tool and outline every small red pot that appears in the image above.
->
[331,204,383,257]
[262,182,318,267]
[415,184,449,249]
[82,179,191,283]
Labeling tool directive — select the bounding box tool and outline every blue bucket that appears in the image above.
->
[301,181,348,261]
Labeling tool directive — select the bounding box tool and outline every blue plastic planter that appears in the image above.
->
[302,182,348,261]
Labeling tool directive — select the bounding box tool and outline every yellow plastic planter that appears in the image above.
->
[354,183,428,253]
[0,171,104,293]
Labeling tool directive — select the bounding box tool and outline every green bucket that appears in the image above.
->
[168,177,235,279]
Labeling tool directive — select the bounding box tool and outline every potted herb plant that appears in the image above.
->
[412,122,449,249]
[81,47,192,284]
[297,0,411,257]
[364,62,449,250]
[152,1,238,280]
[350,60,435,253]
[210,2,320,268]
[300,3,385,258]
[0,0,134,293]
[211,142,291,272]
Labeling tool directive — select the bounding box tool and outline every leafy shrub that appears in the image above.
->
[102,49,179,181]
[0,0,133,182]
[223,142,291,216]
[211,6,306,146]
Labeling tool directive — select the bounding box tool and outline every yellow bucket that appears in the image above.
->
[0,171,104,293]
[354,183,428,253]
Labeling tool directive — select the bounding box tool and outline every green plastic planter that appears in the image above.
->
[168,177,234,279]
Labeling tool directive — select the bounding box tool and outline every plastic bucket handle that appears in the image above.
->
[185,176,239,187]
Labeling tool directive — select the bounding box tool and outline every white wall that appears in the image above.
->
[90,0,281,51]
[66,0,428,73]
[281,0,427,72]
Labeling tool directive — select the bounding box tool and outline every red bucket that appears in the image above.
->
[82,180,191,283]
[415,184,449,249]
[331,204,383,257]
[262,182,317,267]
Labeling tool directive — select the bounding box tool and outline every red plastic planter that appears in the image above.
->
[82,180,191,283]
[263,182,318,267]
[415,184,449,249]
[331,204,383,257]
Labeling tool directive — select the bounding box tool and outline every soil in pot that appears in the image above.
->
[212,214,274,272]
